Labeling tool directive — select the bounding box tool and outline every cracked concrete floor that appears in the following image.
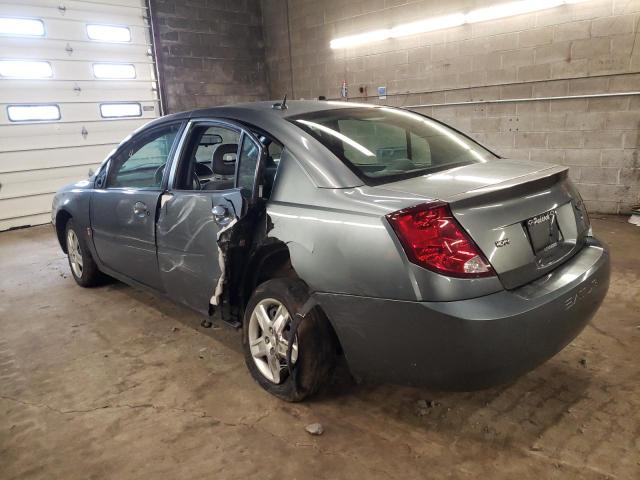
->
[1,215,639,479]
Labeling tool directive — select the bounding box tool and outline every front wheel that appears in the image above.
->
[65,219,103,287]
[242,278,336,402]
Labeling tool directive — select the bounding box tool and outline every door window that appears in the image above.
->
[108,123,180,189]
[237,135,261,197]
[175,125,240,191]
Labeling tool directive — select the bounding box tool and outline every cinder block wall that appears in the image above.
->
[150,0,269,113]
[262,0,640,214]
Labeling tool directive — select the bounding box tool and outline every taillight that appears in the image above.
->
[386,202,494,278]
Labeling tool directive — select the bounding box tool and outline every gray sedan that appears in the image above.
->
[51,100,609,401]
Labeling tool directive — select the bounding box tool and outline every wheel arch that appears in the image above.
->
[55,209,73,253]
[239,243,343,354]
[240,243,298,308]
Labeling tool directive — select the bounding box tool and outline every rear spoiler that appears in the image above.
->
[448,166,568,209]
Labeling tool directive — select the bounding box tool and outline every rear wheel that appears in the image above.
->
[242,278,336,401]
[65,219,102,287]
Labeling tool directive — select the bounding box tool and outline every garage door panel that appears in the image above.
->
[30,60,156,82]
[0,101,159,125]
[1,0,146,10]
[0,144,117,173]
[0,192,55,226]
[38,21,150,45]
[0,212,51,230]
[0,3,148,27]
[0,80,157,103]
[0,165,98,200]
[0,37,151,62]
[0,118,149,150]
[0,60,156,82]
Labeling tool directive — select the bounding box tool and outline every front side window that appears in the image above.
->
[290,107,497,184]
[108,123,180,189]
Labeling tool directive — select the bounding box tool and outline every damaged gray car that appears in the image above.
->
[52,100,610,401]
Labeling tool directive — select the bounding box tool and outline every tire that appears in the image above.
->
[242,278,336,402]
[64,219,103,287]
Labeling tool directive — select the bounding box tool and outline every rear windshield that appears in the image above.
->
[289,107,498,184]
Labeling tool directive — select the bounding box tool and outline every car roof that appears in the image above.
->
[149,99,370,125]
[187,99,368,118]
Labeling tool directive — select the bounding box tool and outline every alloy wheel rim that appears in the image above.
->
[67,229,83,278]
[248,298,298,384]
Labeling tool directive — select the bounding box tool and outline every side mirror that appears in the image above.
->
[95,174,105,189]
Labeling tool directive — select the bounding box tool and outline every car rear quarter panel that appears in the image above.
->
[267,151,504,301]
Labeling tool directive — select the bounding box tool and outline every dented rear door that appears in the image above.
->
[157,189,244,314]
[156,119,265,314]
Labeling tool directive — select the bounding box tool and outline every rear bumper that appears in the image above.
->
[314,238,610,388]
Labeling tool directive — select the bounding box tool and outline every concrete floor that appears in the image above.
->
[0,216,638,479]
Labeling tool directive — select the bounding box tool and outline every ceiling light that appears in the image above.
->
[391,14,466,38]
[92,63,136,79]
[8,104,60,122]
[0,60,52,78]
[0,18,45,36]
[330,0,588,49]
[86,24,131,42]
[100,103,142,118]
[330,29,391,49]
[466,0,563,23]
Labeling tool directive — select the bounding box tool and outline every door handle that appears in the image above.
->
[133,201,149,218]
[212,204,231,226]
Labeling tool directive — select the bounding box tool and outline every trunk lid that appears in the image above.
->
[380,159,590,289]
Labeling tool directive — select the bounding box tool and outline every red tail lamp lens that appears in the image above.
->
[387,203,494,278]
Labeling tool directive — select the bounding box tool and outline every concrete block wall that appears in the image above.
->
[150,0,269,113]
[261,0,640,214]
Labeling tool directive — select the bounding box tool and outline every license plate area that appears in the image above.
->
[525,209,562,255]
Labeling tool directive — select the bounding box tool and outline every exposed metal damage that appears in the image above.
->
[209,217,238,308]
[208,207,278,327]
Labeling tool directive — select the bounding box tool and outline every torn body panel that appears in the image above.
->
[210,217,238,307]
[210,205,269,324]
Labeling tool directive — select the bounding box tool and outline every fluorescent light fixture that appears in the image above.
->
[100,103,142,118]
[391,13,466,38]
[466,0,564,23]
[86,24,131,42]
[330,0,588,49]
[8,104,60,122]
[0,18,45,36]
[0,60,52,78]
[92,63,136,79]
[330,29,391,49]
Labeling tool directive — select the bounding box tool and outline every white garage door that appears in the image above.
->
[0,0,161,231]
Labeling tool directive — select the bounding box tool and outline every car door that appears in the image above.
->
[91,122,183,290]
[156,120,265,314]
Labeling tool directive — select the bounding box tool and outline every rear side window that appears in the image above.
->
[290,107,497,184]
